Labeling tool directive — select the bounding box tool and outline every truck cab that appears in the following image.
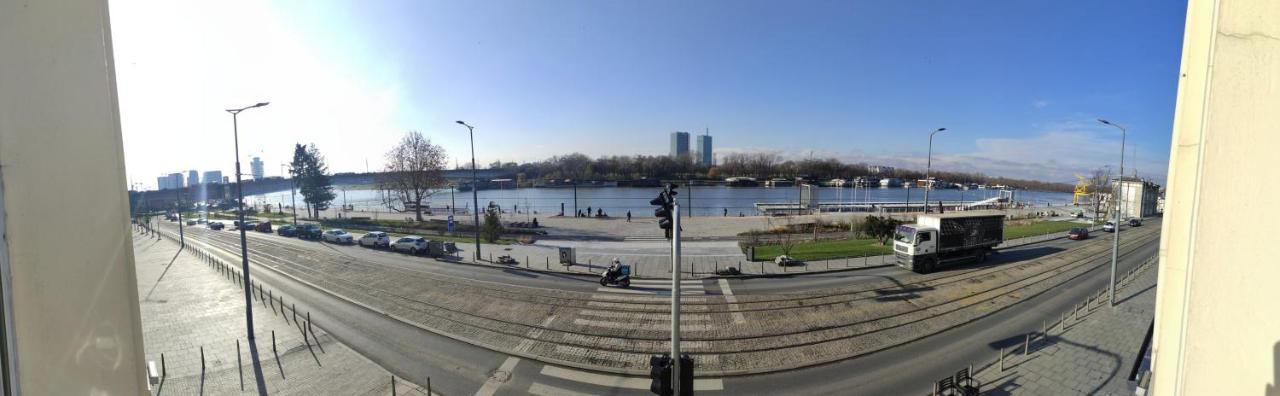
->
[894,225,938,271]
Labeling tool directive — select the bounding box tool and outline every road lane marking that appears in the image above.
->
[516,315,557,354]
[588,294,707,303]
[594,287,705,295]
[528,382,597,396]
[717,279,747,325]
[540,365,725,391]
[577,309,711,321]
[572,318,714,331]
[474,356,520,396]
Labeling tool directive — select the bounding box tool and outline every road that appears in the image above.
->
[152,219,1160,395]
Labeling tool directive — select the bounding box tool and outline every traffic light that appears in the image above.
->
[650,184,678,239]
[650,354,672,396]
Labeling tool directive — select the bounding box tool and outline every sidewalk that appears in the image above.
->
[132,230,431,395]
[972,257,1158,395]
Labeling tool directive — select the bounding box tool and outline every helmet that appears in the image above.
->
[612,257,621,264]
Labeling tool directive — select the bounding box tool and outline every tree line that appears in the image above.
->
[484,152,1074,192]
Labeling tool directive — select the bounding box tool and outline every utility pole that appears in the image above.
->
[671,203,683,395]
[1098,119,1126,308]
[226,101,270,395]
[455,121,482,260]
[923,127,947,213]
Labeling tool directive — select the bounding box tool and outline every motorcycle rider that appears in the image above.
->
[606,258,622,279]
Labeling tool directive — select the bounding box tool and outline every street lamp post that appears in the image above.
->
[456,121,482,261]
[283,164,298,226]
[227,101,270,395]
[923,128,947,213]
[1098,119,1126,307]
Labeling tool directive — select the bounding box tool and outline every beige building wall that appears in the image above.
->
[0,0,149,394]
[1154,0,1280,394]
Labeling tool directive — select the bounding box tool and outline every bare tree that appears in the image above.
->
[1088,166,1112,222]
[379,131,448,222]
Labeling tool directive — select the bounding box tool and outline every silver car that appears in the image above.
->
[322,229,354,244]
[358,231,391,248]
[392,236,428,255]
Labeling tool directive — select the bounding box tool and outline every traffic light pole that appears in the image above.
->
[670,203,682,396]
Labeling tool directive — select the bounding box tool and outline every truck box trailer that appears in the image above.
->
[894,212,1005,273]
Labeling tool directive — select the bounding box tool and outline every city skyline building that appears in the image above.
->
[695,132,713,166]
[250,156,265,180]
[670,131,690,159]
[202,170,223,185]
[187,170,198,186]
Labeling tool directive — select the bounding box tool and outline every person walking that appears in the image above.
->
[724,207,728,217]
[587,206,592,217]
[627,210,632,222]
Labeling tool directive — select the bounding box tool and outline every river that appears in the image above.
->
[249,185,1075,218]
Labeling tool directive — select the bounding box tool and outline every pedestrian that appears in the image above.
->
[627,210,632,222]
[587,206,592,217]
[724,207,728,217]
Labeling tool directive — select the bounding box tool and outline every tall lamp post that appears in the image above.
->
[283,163,298,226]
[227,101,269,395]
[922,127,946,213]
[456,120,482,260]
[1098,118,1126,307]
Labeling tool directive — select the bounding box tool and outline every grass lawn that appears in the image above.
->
[1004,220,1080,240]
[748,238,893,262]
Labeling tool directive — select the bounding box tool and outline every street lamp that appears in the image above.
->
[1098,118,1126,308]
[226,101,269,395]
[456,120,482,261]
[923,127,947,213]
[283,163,298,226]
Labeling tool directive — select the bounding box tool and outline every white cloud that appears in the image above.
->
[1033,99,1051,109]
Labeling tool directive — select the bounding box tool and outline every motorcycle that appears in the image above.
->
[600,264,632,288]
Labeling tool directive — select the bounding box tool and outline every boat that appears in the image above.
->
[725,177,760,187]
[764,178,794,187]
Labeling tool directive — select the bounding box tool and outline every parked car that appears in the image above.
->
[1067,227,1090,240]
[358,231,391,248]
[296,224,323,240]
[392,236,429,255]
[277,225,296,237]
[255,221,273,233]
[774,255,799,266]
[208,221,225,230]
[322,229,354,244]
[196,218,207,224]
[1103,221,1116,232]
[242,221,258,231]
[1128,218,1142,227]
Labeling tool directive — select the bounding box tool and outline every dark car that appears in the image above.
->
[255,221,273,233]
[296,224,323,240]
[208,221,225,230]
[1068,227,1089,240]
[1128,218,1142,227]
[277,225,296,237]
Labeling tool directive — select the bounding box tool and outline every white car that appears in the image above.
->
[391,236,428,255]
[1103,221,1116,232]
[358,231,391,248]
[322,229,354,244]
[774,255,798,266]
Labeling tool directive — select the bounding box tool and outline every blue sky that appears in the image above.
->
[112,0,1186,188]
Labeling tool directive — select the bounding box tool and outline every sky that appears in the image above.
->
[111,0,1187,190]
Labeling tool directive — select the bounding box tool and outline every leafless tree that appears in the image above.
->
[1088,166,1112,222]
[379,131,448,222]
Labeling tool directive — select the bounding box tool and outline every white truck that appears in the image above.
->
[894,212,1005,273]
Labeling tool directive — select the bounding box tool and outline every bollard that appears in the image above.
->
[292,303,297,324]
[546,257,549,269]
[526,256,529,268]
[272,330,277,353]
[392,375,397,396]
[1024,333,1031,355]
[200,345,206,374]
[237,339,244,391]
[269,290,274,311]
[1060,312,1066,331]
[865,255,869,267]
[161,353,166,379]
[279,295,286,321]
[428,377,431,395]
[825,260,829,270]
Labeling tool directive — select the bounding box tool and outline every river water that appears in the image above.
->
[249,185,1074,218]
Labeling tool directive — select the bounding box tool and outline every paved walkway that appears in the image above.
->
[973,257,1158,395]
[132,229,431,395]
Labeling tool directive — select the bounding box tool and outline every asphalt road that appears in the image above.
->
[154,219,1160,395]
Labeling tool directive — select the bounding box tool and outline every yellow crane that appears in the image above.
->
[1072,174,1090,206]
